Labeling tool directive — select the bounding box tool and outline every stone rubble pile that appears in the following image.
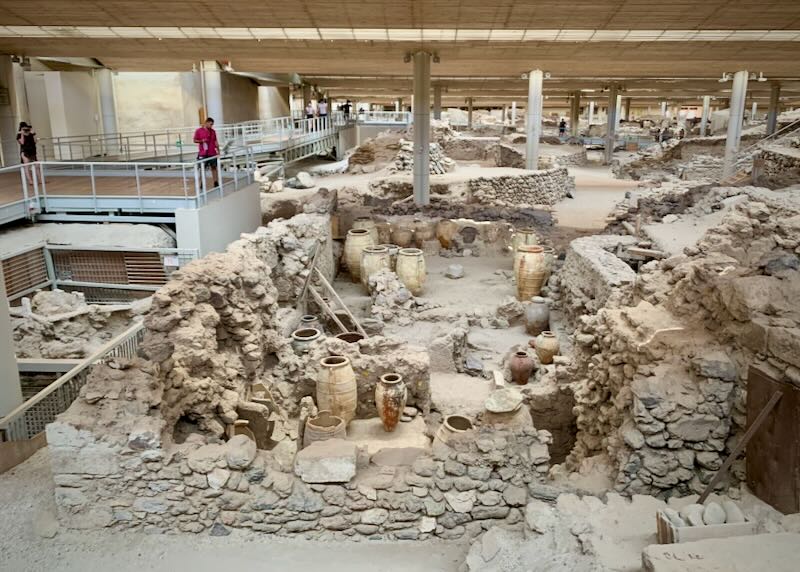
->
[389,140,456,175]
[10,290,147,359]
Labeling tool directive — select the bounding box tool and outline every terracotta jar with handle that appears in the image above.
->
[375,373,407,432]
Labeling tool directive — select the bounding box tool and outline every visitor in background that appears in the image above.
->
[16,122,38,185]
[559,118,567,137]
[341,99,352,119]
[193,117,219,188]
[318,98,328,119]
[305,101,315,119]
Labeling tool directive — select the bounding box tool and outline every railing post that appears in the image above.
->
[193,162,201,207]
[90,163,97,212]
[233,153,239,191]
[181,164,189,205]
[43,246,56,290]
[135,163,143,213]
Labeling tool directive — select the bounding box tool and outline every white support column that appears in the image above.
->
[0,56,29,166]
[588,101,595,125]
[615,94,622,130]
[604,84,619,165]
[525,69,544,170]
[202,61,223,124]
[0,279,23,417]
[660,101,668,119]
[433,85,442,120]
[467,97,473,129]
[569,91,580,137]
[95,68,118,154]
[303,84,311,112]
[723,70,749,178]
[751,101,758,122]
[511,101,517,125]
[412,51,431,206]
[767,82,781,135]
[700,95,711,137]
[624,97,632,121]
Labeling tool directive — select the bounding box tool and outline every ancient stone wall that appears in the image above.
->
[469,168,574,207]
[557,235,638,324]
[566,189,800,497]
[754,145,800,189]
[46,353,549,538]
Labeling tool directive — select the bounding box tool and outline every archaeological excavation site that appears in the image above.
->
[1,2,800,571]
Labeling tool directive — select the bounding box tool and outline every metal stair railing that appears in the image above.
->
[0,321,145,442]
[740,118,800,155]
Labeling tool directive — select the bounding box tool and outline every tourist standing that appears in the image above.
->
[16,122,39,185]
[193,117,219,188]
[305,101,315,119]
[318,98,328,118]
[559,118,567,137]
[341,99,352,119]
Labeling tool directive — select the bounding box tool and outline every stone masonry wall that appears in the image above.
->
[754,145,800,189]
[469,168,574,207]
[558,235,638,324]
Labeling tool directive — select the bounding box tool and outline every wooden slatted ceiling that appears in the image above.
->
[123,252,167,285]
[1,1,800,29]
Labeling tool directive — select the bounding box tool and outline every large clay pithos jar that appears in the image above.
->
[352,216,379,245]
[525,296,550,336]
[375,373,408,432]
[513,228,539,273]
[515,244,547,301]
[291,327,322,354]
[413,219,435,247]
[360,245,390,290]
[317,355,358,424]
[434,415,474,447]
[436,219,459,249]
[391,224,414,248]
[396,248,427,295]
[375,222,392,244]
[299,314,322,332]
[509,351,535,385]
[344,228,375,283]
[542,246,555,282]
[534,330,560,364]
[303,410,346,447]
[380,244,400,270]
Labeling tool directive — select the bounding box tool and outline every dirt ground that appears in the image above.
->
[0,449,468,572]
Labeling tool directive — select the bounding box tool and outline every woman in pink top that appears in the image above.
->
[193,117,220,188]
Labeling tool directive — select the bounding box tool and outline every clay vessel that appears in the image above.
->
[291,327,322,354]
[459,225,479,244]
[303,410,346,447]
[413,219,435,247]
[352,216,379,245]
[525,297,550,336]
[360,245,390,290]
[335,331,365,343]
[436,219,459,249]
[299,314,322,332]
[542,246,556,282]
[375,373,408,432]
[534,331,560,364]
[509,351,535,385]
[391,225,414,248]
[231,419,256,442]
[484,388,533,428]
[379,244,400,270]
[344,228,375,283]
[515,245,546,301]
[375,222,392,244]
[434,415,474,447]
[316,355,358,424]
[512,228,539,273]
[395,248,427,295]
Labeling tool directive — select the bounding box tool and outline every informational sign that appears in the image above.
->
[162,255,180,268]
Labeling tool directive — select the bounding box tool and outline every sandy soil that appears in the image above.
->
[0,449,468,572]
[553,164,638,230]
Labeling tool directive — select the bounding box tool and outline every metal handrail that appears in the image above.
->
[0,321,145,441]
[740,118,800,154]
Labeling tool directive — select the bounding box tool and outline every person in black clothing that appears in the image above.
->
[559,118,567,137]
[16,122,39,185]
[341,99,352,119]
